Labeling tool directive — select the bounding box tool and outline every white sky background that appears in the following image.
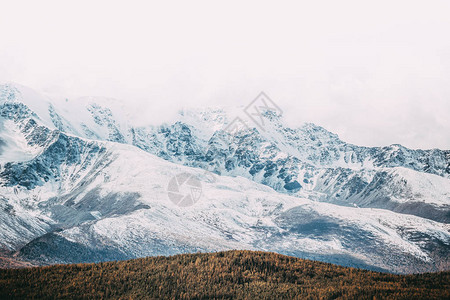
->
[0,0,449,149]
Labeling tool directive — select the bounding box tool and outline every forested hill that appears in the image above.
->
[1,250,449,299]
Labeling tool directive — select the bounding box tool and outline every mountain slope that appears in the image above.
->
[2,83,448,223]
[3,129,449,273]
[0,83,449,274]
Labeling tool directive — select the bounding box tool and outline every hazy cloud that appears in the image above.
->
[1,0,449,149]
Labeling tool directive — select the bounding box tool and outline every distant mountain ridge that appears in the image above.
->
[2,83,448,222]
[0,83,449,273]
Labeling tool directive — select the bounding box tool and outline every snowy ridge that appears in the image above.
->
[0,83,449,273]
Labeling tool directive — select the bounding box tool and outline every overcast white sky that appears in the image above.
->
[1,0,449,149]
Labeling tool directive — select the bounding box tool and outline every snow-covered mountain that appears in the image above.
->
[0,83,449,273]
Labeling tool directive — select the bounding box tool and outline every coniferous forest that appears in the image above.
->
[0,250,449,299]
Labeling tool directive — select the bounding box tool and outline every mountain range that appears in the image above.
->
[0,83,449,274]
